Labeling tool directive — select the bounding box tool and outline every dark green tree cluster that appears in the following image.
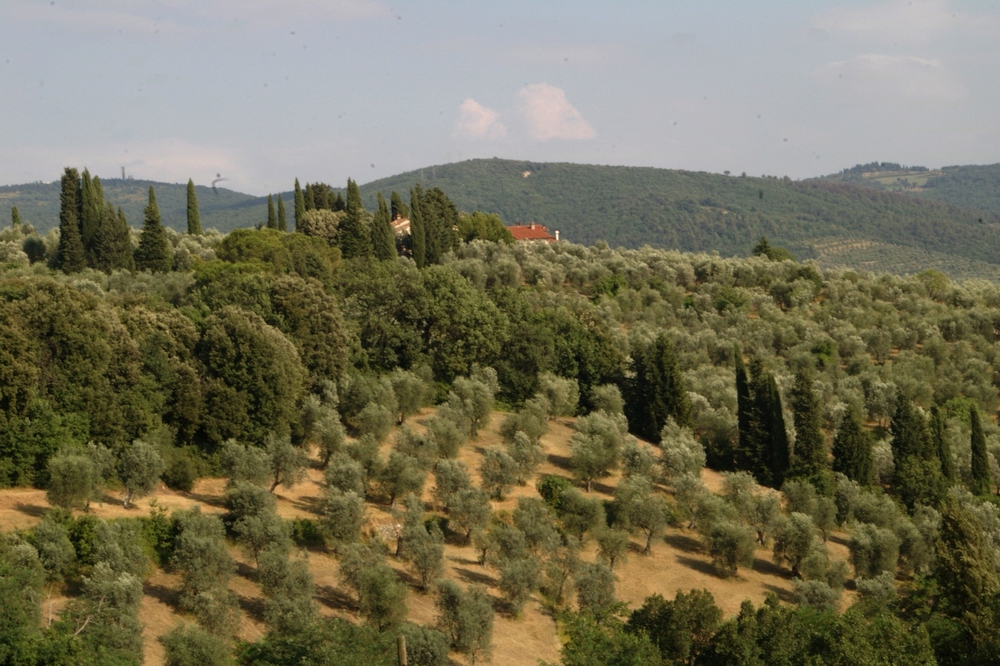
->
[624,334,691,443]
[408,184,459,268]
[733,356,790,488]
[55,167,134,273]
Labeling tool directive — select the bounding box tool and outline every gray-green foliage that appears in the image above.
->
[433,458,471,510]
[30,516,75,582]
[850,522,900,578]
[569,410,629,492]
[171,508,239,634]
[117,439,164,508]
[659,418,706,481]
[400,623,451,666]
[46,449,99,510]
[394,425,439,470]
[704,520,756,577]
[772,512,819,577]
[339,544,408,631]
[506,430,544,485]
[220,439,271,487]
[555,487,606,541]
[590,384,625,416]
[161,623,232,666]
[355,401,395,443]
[575,561,618,620]
[325,452,367,496]
[446,367,498,438]
[321,488,365,550]
[94,519,148,577]
[257,546,317,633]
[479,447,518,500]
[435,579,493,664]
[536,372,580,418]
[449,487,492,543]
[621,440,657,479]
[426,413,468,459]
[499,556,541,615]
[378,450,426,506]
[65,561,144,658]
[513,497,561,555]
[399,495,445,589]
[596,527,631,571]
[390,367,433,423]
[792,579,840,612]
[266,434,309,492]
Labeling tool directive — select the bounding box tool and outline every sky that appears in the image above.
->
[1,0,999,196]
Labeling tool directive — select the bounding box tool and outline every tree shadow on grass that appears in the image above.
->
[237,593,266,624]
[663,532,704,554]
[752,556,787,578]
[763,583,796,604]
[14,502,47,518]
[143,581,180,609]
[454,567,495,587]
[547,453,572,471]
[184,491,225,509]
[674,555,722,578]
[315,583,355,613]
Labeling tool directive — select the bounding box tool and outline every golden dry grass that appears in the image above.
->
[0,408,855,665]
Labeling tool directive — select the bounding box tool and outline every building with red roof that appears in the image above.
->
[507,221,559,243]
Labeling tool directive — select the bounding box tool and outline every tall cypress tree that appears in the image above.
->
[80,170,105,267]
[337,178,371,259]
[832,405,872,485]
[135,186,172,272]
[390,190,408,220]
[624,334,692,443]
[971,405,992,495]
[762,374,790,489]
[293,178,305,229]
[186,179,202,235]
[333,191,346,212]
[735,348,756,474]
[303,182,316,212]
[890,396,945,509]
[92,202,134,272]
[371,192,396,261]
[266,194,277,229]
[930,405,955,481]
[56,167,86,273]
[11,206,21,229]
[277,193,287,232]
[789,369,827,484]
[410,186,426,268]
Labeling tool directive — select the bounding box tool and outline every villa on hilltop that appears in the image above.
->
[507,221,559,243]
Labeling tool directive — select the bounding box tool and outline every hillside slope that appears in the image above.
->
[358,159,1000,278]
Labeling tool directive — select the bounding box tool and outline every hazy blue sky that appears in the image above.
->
[2,0,998,195]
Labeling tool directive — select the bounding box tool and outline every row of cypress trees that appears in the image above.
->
[55,169,204,273]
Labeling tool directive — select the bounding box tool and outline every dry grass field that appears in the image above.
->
[0,408,855,666]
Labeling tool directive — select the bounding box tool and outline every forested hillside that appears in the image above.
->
[7,168,1000,664]
[7,158,1000,279]
[360,159,1000,278]
[818,162,1000,217]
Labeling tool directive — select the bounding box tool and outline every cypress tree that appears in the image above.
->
[832,406,872,485]
[410,186,426,268]
[303,183,316,211]
[333,191,346,212]
[80,170,105,267]
[789,369,827,484]
[371,192,396,261]
[135,186,172,272]
[266,194,277,229]
[294,178,305,229]
[277,193,287,232]
[93,203,134,272]
[762,374,790,489]
[337,178,371,259]
[11,206,21,230]
[390,191,409,220]
[890,396,945,509]
[890,397,928,461]
[186,179,202,235]
[971,406,992,495]
[735,349,756,474]
[930,405,955,481]
[118,208,135,271]
[625,334,692,443]
[55,167,86,273]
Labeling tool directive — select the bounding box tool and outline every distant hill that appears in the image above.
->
[5,158,1000,279]
[815,162,1000,216]
[0,179,269,234]
[358,158,1000,279]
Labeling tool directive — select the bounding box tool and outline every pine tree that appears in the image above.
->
[625,334,692,443]
[333,191,346,212]
[930,405,954,481]
[186,179,202,235]
[390,190,409,220]
[135,186,172,272]
[11,206,21,229]
[789,370,827,483]
[267,194,277,229]
[371,192,396,261]
[294,178,305,230]
[832,406,872,485]
[337,178,371,259]
[303,182,316,212]
[971,406,992,495]
[277,193,287,232]
[56,167,86,273]
[410,186,427,268]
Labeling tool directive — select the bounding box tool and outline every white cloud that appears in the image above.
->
[516,83,596,141]
[813,0,979,44]
[813,54,965,100]
[452,99,507,140]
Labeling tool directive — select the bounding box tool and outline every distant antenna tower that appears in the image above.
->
[121,166,126,180]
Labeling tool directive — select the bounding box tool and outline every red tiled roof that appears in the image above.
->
[507,223,556,242]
